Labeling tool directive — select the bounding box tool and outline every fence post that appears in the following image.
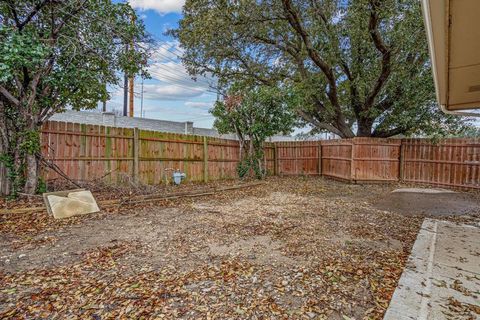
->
[274,144,278,176]
[399,140,405,182]
[350,139,355,182]
[133,127,139,183]
[263,142,267,176]
[203,136,209,183]
[318,142,322,176]
[294,142,299,175]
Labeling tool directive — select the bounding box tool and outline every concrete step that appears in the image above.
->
[384,218,480,320]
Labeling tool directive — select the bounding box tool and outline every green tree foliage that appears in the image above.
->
[211,85,295,178]
[0,0,150,195]
[172,0,472,139]
[459,126,480,138]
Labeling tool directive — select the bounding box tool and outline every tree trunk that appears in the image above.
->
[239,141,244,160]
[257,156,264,178]
[0,139,9,196]
[23,118,41,195]
[23,153,38,194]
[357,119,374,137]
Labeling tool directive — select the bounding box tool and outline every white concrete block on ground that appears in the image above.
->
[384,219,480,320]
[45,190,100,219]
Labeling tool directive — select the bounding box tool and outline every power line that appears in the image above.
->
[137,39,216,87]
[146,47,215,86]
[149,71,212,91]
[152,39,185,56]
[143,78,217,98]
[150,45,182,61]
[136,42,216,89]
[149,63,213,87]
[148,69,213,90]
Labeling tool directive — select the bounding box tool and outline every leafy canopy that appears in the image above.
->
[0,0,150,195]
[212,85,295,141]
[211,84,295,178]
[0,0,150,116]
[172,0,472,138]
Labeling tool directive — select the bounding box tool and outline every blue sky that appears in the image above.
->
[105,1,218,128]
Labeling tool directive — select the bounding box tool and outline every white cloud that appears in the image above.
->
[147,44,216,92]
[148,62,214,91]
[142,84,204,100]
[149,61,193,83]
[110,86,124,97]
[184,101,213,109]
[129,0,185,15]
[150,42,183,62]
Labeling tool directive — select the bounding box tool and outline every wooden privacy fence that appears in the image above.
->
[273,138,402,182]
[401,138,480,189]
[274,137,480,190]
[39,122,480,190]
[41,121,249,185]
[1,121,479,195]
[274,141,321,176]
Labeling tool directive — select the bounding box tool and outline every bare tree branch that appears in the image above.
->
[6,0,21,28]
[281,0,354,138]
[372,126,405,138]
[0,85,20,106]
[17,0,53,31]
[363,0,392,110]
[297,110,345,138]
[52,0,89,37]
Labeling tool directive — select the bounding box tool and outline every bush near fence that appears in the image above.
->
[0,121,479,195]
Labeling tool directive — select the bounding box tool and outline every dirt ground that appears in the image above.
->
[1,177,479,319]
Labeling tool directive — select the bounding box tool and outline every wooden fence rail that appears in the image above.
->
[0,121,479,195]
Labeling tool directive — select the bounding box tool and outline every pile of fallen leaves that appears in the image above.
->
[1,177,478,319]
[0,243,405,319]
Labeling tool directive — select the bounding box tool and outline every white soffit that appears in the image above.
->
[422,0,480,111]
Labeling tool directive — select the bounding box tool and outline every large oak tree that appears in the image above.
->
[0,0,150,195]
[172,0,471,138]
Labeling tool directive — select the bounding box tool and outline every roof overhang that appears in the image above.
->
[421,0,480,112]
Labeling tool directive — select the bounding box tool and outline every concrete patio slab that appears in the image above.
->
[384,219,480,320]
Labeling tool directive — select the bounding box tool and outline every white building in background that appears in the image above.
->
[51,110,304,141]
[50,110,236,139]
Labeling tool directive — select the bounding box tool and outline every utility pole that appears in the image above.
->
[129,75,134,117]
[102,83,107,112]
